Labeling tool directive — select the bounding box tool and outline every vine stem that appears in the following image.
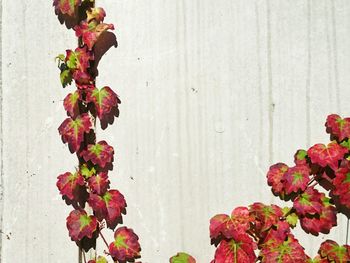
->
[346,218,349,245]
[99,230,110,250]
[83,251,87,263]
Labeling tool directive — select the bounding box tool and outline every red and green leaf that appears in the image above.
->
[210,207,250,240]
[75,19,114,50]
[213,233,256,263]
[88,256,108,263]
[282,207,298,228]
[80,140,114,168]
[331,161,350,210]
[294,149,308,165]
[109,227,141,262]
[326,114,350,142]
[88,190,126,229]
[58,113,92,152]
[260,234,307,263]
[86,86,120,121]
[170,253,196,263]
[57,171,85,201]
[66,209,98,241]
[88,172,110,195]
[63,90,81,118]
[300,197,337,236]
[282,164,310,195]
[53,0,81,16]
[307,141,348,170]
[319,240,350,262]
[86,7,106,23]
[62,47,94,87]
[267,163,288,196]
[293,187,323,216]
[249,203,283,236]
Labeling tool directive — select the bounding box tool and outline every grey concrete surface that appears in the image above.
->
[1,0,350,262]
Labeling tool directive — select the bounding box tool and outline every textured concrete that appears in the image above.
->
[1,0,350,262]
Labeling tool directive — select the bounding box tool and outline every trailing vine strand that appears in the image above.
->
[54,1,350,262]
[53,1,141,262]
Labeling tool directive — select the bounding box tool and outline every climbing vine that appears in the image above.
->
[54,1,141,262]
[177,115,350,262]
[54,1,350,262]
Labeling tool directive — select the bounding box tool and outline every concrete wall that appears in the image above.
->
[1,0,350,262]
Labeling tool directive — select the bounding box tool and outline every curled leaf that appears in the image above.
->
[86,7,106,23]
[109,227,141,262]
[66,209,98,241]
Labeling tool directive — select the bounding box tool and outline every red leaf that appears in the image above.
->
[210,207,250,240]
[53,0,81,16]
[293,187,323,216]
[88,172,110,195]
[294,149,308,165]
[86,7,107,23]
[300,196,337,236]
[63,47,94,86]
[267,163,288,196]
[260,234,307,263]
[66,209,98,241]
[86,87,120,121]
[58,113,92,152]
[63,90,81,118]
[109,227,141,262]
[74,12,114,50]
[80,140,114,168]
[319,240,350,262]
[326,114,350,141]
[57,171,85,201]
[213,233,256,263]
[249,203,283,236]
[307,141,348,170]
[263,221,291,244]
[331,162,350,210]
[88,190,126,229]
[282,164,310,195]
[170,252,196,263]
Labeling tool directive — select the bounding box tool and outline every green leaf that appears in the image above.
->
[60,69,72,87]
[170,252,196,263]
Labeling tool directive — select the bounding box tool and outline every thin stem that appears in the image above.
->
[99,230,110,250]
[83,251,87,263]
[346,218,349,245]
